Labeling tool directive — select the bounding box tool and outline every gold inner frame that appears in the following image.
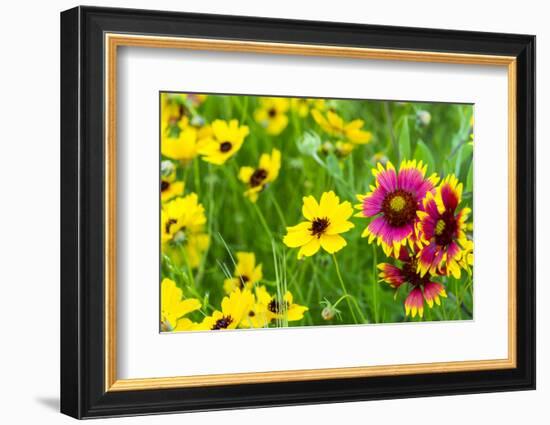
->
[104,33,517,392]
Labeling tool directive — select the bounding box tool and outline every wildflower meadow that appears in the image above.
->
[159,92,474,332]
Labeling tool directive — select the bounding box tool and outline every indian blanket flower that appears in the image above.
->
[194,288,255,330]
[355,160,439,257]
[290,98,325,118]
[160,160,184,202]
[197,119,249,165]
[378,247,447,318]
[283,191,354,259]
[311,109,372,144]
[254,97,290,135]
[416,174,471,278]
[160,278,201,332]
[223,252,263,294]
[238,149,281,202]
[255,286,308,323]
[161,193,209,268]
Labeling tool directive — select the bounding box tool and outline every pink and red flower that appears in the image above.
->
[416,174,471,278]
[355,160,439,257]
[378,247,447,318]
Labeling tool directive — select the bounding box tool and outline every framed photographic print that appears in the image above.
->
[60,6,536,419]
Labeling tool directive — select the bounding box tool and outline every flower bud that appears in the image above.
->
[296,131,321,156]
[161,160,176,178]
[416,110,431,126]
[322,306,336,320]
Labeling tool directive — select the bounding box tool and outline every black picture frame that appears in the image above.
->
[61,5,536,419]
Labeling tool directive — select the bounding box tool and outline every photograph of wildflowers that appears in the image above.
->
[160,92,474,333]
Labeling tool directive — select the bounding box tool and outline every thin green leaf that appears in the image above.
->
[398,118,411,161]
[413,139,435,173]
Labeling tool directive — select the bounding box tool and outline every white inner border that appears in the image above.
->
[117,46,509,379]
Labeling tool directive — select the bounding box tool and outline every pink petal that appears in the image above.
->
[363,187,386,217]
[440,183,459,211]
[376,168,398,192]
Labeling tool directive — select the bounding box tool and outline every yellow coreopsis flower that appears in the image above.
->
[223,252,263,294]
[254,97,290,135]
[194,288,255,331]
[283,191,354,259]
[197,119,249,165]
[290,98,325,118]
[239,296,272,329]
[160,160,184,202]
[161,93,188,132]
[319,141,355,159]
[238,149,281,202]
[161,193,209,268]
[160,278,201,332]
[161,126,200,163]
[311,109,372,144]
[185,93,208,107]
[255,286,308,323]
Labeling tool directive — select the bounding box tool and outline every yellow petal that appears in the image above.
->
[297,238,321,259]
[283,222,312,247]
[319,234,347,253]
[326,219,354,235]
[302,195,320,220]
[318,191,339,217]
[239,166,255,183]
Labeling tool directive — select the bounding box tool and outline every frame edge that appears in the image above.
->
[60,6,83,420]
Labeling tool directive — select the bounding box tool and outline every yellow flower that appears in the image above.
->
[194,289,255,330]
[197,119,249,165]
[290,98,325,118]
[458,239,474,275]
[162,126,200,162]
[186,93,208,107]
[160,160,184,202]
[283,191,354,259]
[255,286,308,323]
[311,109,372,144]
[334,141,354,158]
[160,278,201,332]
[223,252,263,294]
[161,93,188,132]
[161,194,209,268]
[238,149,281,202]
[319,141,355,159]
[240,293,272,329]
[254,97,290,135]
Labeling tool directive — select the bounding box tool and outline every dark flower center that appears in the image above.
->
[220,141,232,152]
[268,108,277,118]
[237,275,250,289]
[248,310,255,317]
[268,298,289,314]
[434,210,458,246]
[161,180,170,192]
[164,218,177,234]
[249,168,268,187]
[401,258,430,287]
[309,217,330,238]
[381,189,417,227]
[211,315,233,330]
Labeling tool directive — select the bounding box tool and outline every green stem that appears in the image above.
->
[332,254,360,324]
[270,191,287,228]
[252,202,273,240]
[371,245,379,323]
[193,159,201,195]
